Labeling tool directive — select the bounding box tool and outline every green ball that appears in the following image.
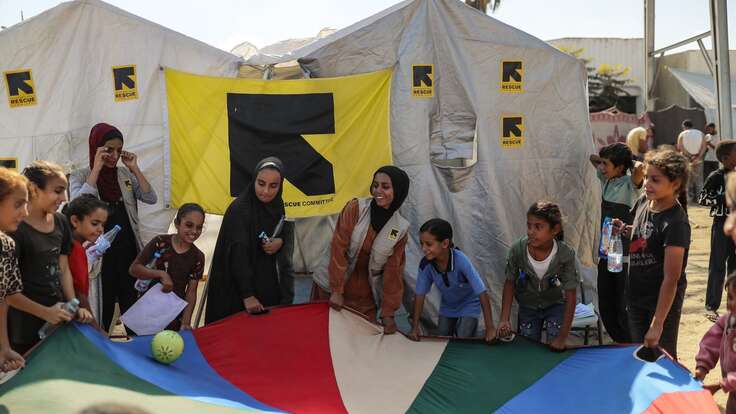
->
[151,330,184,364]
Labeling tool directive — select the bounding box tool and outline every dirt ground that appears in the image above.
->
[678,205,726,411]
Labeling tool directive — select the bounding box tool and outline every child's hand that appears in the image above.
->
[485,325,498,344]
[329,292,344,311]
[0,348,25,372]
[262,238,283,255]
[549,335,567,351]
[92,147,110,171]
[694,367,707,381]
[704,383,721,395]
[76,308,94,324]
[180,324,192,331]
[644,324,663,349]
[408,327,421,342]
[497,320,512,338]
[120,151,139,171]
[44,303,74,324]
[243,296,264,313]
[159,271,174,293]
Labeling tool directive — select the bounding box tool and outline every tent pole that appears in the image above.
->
[711,0,732,138]
[193,258,214,328]
[644,0,656,111]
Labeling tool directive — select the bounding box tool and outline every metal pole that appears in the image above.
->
[712,0,732,138]
[644,0,656,110]
[193,258,214,328]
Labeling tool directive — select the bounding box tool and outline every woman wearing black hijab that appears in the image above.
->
[205,157,291,324]
[311,166,410,334]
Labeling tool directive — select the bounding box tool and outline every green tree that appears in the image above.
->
[465,0,502,13]
[556,46,632,113]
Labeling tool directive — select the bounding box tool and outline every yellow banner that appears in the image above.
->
[166,68,392,217]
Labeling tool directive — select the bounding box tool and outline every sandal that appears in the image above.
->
[705,309,719,323]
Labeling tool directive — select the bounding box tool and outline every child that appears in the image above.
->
[64,194,109,318]
[699,140,736,321]
[615,149,690,359]
[497,202,578,351]
[590,143,644,343]
[0,167,28,372]
[129,203,205,331]
[6,161,92,353]
[409,219,496,343]
[695,272,736,412]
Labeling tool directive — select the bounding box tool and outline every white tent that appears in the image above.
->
[1,0,600,327]
[242,0,600,323]
[0,0,242,243]
[668,66,736,133]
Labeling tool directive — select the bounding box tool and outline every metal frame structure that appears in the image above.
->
[644,0,732,138]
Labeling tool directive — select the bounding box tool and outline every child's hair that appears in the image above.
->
[706,122,716,130]
[63,194,108,224]
[419,218,453,247]
[22,160,65,191]
[682,119,693,129]
[0,167,29,204]
[527,201,564,241]
[644,149,690,194]
[626,127,647,156]
[716,140,736,163]
[599,142,634,171]
[174,203,205,225]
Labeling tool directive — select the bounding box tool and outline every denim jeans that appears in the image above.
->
[518,303,564,343]
[438,315,479,337]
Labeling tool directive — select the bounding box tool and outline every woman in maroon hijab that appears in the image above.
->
[70,123,157,332]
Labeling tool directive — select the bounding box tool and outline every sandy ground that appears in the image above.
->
[678,205,727,411]
[109,206,727,410]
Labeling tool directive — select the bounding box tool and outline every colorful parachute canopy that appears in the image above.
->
[0,303,718,413]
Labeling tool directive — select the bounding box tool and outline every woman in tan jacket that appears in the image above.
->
[311,166,410,334]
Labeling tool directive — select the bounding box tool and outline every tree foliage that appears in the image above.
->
[557,46,632,113]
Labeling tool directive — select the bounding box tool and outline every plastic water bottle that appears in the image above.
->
[607,232,624,273]
[38,298,79,339]
[86,225,122,264]
[134,251,162,293]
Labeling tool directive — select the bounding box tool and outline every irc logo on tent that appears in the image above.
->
[4,69,37,108]
[501,115,524,148]
[0,158,18,171]
[412,64,434,98]
[500,61,523,94]
[113,65,138,102]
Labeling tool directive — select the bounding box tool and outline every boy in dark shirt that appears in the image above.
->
[699,140,736,320]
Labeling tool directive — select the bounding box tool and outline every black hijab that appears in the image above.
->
[370,166,410,233]
[205,157,286,324]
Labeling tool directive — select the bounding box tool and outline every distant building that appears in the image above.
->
[547,37,644,114]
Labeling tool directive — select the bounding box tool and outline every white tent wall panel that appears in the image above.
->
[0,0,242,244]
[297,0,600,323]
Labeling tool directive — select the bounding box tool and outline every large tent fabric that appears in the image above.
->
[0,304,719,413]
[0,0,242,243]
[241,0,600,324]
[667,66,736,134]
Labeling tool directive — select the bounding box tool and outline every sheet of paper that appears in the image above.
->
[120,283,188,335]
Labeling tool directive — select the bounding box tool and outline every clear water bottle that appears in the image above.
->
[38,298,79,339]
[607,232,624,273]
[134,251,162,293]
[86,225,122,264]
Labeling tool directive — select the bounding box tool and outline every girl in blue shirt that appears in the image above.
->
[409,219,496,343]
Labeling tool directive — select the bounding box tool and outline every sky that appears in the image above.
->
[0,0,733,53]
